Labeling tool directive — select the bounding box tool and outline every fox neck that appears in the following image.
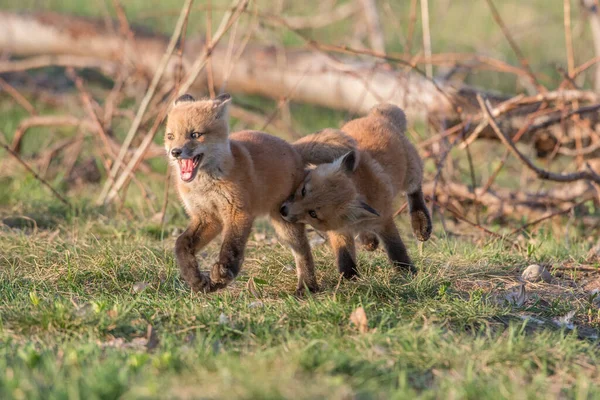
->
[199,142,234,180]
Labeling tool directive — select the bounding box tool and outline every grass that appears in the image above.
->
[1,187,599,398]
[1,0,600,398]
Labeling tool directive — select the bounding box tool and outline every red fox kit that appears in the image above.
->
[280,104,431,278]
[165,93,317,294]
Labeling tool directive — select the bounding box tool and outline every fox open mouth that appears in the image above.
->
[178,154,203,182]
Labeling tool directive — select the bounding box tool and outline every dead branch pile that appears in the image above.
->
[0,3,599,236]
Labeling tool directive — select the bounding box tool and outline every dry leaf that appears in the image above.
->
[145,324,159,351]
[132,282,149,293]
[503,284,527,307]
[553,310,576,330]
[350,306,369,333]
[254,232,267,242]
[246,277,261,299]
[218,313,229,325]
[309,236,326,248]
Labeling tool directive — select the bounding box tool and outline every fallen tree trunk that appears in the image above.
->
[1,11,600,159]
[0,11,459,121]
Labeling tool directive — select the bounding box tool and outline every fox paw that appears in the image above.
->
[295,281,320,297]
[189,273,213,293]
[210,262,235,288]
[410,210,432,242]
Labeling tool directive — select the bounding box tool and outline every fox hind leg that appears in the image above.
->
[377,219,415,274]
[407,189,432,242]
[271,215,319,295]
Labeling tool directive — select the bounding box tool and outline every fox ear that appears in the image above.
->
[345,200,380,222]
[174,93,195,106]
[334,150,358,174]
[213,93,232,119]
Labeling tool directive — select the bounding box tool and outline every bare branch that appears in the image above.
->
[1,134,70,207]
[477,94,600,185]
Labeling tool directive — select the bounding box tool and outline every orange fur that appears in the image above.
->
[281,104,432,277]
[166,93,317,294]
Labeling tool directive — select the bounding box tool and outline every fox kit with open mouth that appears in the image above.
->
[165,93,317,294]
[280,104,432,279]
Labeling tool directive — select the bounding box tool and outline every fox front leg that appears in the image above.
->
[175,218,222,292]
[270,215,319,295]
[209,217,253,289]
[328,231,359,280]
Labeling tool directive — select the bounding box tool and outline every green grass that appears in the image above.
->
[0,186,599,399]
[2,1,600,398]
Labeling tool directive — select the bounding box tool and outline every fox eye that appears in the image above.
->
[167,133,174,140]
[308,210,317,219]
[191,131,204,139]
[301,186,306,197]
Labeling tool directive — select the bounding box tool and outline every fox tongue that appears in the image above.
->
[180,159,195,181]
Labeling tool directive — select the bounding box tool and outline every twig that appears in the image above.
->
[563,0,583,168]
[160,165,171,232]
[0,55,117,75]
[360,0,386,53]
[283,2,357,29]
[420,0,433,78]
[0,78,36,115]
[106,0,247,204]
[554,265,599,272]
[393,201,408,217]
[479,118,532,194]
[205,0,216,98]
[508,197,592,236]
[429,198,506,241]
[527,103,600,134]
[112,0,135,44]
[11,115,93,153]
[220,4,257,94]
[484,0,545,92]
[571,56,600,80]
[0,134,70,207]
[98,0,195,205]
[477,94,600,185]
[581,0,600,91]
[405,0,418,56]
[178,0,249,95]
[564,0,576,76]
[260,66,311,132]
[463,137,480,224]
[67,69,116,160]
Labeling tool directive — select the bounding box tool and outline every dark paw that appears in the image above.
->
[341,268,360,280]
[210,262,235,287]
[411,210,432,242]
[189,273,213,293]
[295,281,320,297]
[394,261,417,275]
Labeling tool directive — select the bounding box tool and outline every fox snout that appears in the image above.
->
[280,204,289,217]
[169,144,202,160]
[171,148,183,158]
[279,203,297,223]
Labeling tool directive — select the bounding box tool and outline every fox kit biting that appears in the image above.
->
[165,93,317,294]
[280,104,432,278]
